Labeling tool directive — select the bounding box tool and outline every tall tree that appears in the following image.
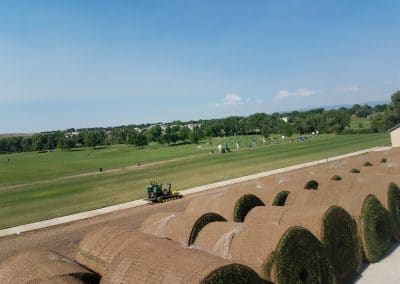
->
[132,132,148,149]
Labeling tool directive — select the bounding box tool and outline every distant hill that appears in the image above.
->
[322,100,389,111]
[284,100,389,113]
[0,133,33,138]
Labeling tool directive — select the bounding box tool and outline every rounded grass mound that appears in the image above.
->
[330,175,342,181]
[363,162,373,167]
[350,168,360,173]
[272,191,290,206]
[361,194,392,262]
[322,206,363,278]
[233,194,265,222]
[202,263,264,284]
[189,213,227,246]
[387,182,400,241]
[304,180,319,190]
[263,227,333,284]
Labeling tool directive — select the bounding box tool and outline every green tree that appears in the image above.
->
[133,132,148,149]
[261,126,271,138]
[178,126,190,142]
[282,125,294,137]
[373,90,400,131]
[159,133,171,144]
[371,113,388,132]
[147,125,162,142]
[84,130,104,149]
[169,132,179,144]
[64,137,76,150]
[189,129,201,144]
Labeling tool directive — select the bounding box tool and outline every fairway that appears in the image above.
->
[0,133,389,229]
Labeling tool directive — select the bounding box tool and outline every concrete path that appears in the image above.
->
[357,244,400,283]
[0,145,390,238]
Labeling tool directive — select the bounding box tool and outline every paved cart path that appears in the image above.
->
[357,244,400,283]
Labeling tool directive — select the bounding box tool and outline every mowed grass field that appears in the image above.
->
[0,133,390,229]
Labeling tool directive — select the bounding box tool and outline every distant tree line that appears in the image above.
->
[370,91,400,132]
[0,94,396,154]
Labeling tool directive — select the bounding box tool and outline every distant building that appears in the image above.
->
[64,131,80,138]
[186,123,201,130]
[389,124,400,147]
[281,117,289,123]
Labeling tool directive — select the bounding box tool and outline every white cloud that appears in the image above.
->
[336,86,361,92]
[214,93,243,107]
[275,88,317,100]
[213,93,265,107]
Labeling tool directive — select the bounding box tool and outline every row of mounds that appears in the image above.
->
[138,148,400,283]
[76,226,263,283]
[140,188,356,282]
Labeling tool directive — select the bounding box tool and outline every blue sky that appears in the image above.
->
[1,0,400,133]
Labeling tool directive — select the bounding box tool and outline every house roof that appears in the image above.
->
[388,123,400,133]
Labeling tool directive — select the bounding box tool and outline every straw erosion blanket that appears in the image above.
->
[139,211,226,246]
[245,205,362,279]
[0,249,99,284]
[193,222,333,283]
[77,226,263,284]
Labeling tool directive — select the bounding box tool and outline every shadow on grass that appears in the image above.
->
[168,141,192,147]
[93,146,109,150]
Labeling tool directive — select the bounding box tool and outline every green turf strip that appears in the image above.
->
[322,206,363,279]
[387,182,400,241]
[189,213,226,246]
[361,194,392,263]
[233,194,265,222]
[263,226,334,284]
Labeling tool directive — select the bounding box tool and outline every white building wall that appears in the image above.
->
[391,128,400,147]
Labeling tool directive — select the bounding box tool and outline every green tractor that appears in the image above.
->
[145,181,183,203]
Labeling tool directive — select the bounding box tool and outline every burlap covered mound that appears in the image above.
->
[245,205,362,279]
[185,190,265,222]
[193,222,333,283]
[140,211,226,246]
[0,249,99,284]
[78,226,262,283]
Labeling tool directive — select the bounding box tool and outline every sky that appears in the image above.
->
[1,0,400,133]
